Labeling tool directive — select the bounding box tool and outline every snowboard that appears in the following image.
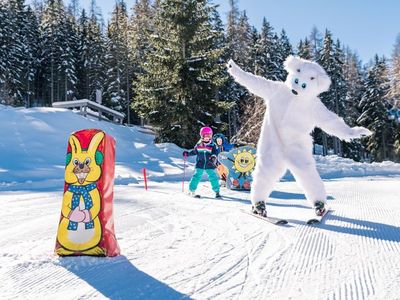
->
[241,209,288,225]
[306,206,331,225]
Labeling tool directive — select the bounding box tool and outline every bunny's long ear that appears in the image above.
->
[69,135,82,154]
[88,132,105,154]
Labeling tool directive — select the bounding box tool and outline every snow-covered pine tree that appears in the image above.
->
[68,0,80,20]
[128,0,155,124]
[390,34,400,158]
[297,37,313,60]
[209,3,231,134]
[235,11,255,72]
[357,56,394,161]
[227,10,255,141]
[87,3,107,102]
[389,34,400,106]
[224,0,241,137]
[59,11,78,101]
[76,6,106,103]
[233,18,276,145]
[309,26,322,61]
[3,0,26,105]
[40,0,68,104]
[21,6,40,107]
[104,0,130,117]
[341,47,365,160]
[318,30,346,156]
[275,29,292,80]
[31,0,45,19]
[76,9,90,99]
[254,18,277,79]
[89,0,104,29]
[133,0,228,148]
[0,1,12,103]
[232,24,292,146]
[332,39,347,154]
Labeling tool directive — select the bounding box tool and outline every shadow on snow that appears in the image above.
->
[319,214,400,243]
[59,255,189,300]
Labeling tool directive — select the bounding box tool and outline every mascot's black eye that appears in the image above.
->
[310,77,315,80]
[297,69,301,72]
[73,159,79,166]
[302,83,307,89]
[294,78,299,84]
[85,158,91,165]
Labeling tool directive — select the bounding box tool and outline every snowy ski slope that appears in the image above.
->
[1,105,400,299]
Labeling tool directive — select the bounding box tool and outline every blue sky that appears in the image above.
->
[80,0,400,63]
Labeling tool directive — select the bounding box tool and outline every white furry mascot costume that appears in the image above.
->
[227,56,372,215]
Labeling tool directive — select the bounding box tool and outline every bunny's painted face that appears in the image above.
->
[284,56,331,98]
[72,157,91,184]
[65,132,105,185]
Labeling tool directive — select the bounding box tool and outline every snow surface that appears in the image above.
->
[1,105,400,299]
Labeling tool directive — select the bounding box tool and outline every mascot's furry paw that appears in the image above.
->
[227,59,239,76]
[344,126,373,142]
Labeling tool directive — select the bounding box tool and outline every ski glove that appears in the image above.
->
[209,155,217,164]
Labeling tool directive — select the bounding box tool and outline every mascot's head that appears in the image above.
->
[284,55,331,98]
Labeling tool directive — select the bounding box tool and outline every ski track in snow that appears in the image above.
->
[1,178,400,299]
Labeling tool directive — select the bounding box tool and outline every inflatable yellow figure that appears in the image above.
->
[56,132,105,256]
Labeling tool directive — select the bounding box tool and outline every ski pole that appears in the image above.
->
[182,154,187,192]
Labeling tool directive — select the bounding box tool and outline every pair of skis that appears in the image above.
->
[241,207,330,226]
[189,193,222,200]
[186,192,329,226]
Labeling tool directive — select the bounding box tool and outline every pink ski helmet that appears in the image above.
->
[200,126,213,137]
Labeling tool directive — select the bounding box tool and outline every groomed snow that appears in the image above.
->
[1,106,400,299]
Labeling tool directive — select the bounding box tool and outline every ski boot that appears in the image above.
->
[314,201,326,216]
[215,192,222,199]
[188,190,201,198]
[252,201,267,217]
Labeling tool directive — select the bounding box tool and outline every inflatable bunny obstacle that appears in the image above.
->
[55,129,120,256]
[227,56,372,217]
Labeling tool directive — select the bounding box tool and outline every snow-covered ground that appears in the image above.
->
[1,105,400,299]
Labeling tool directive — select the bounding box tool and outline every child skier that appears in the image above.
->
[213,133,234,154]
[212,133,233,185]
[183,127,222,199]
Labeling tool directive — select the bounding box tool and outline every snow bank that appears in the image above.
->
[1,105,399,191]
[315,155,400,179]
[281,155,400,180]
[0,105,186,191]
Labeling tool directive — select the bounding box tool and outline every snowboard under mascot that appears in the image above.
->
[227,56,372,217]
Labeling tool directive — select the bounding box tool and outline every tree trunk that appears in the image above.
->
[322,132,328,156]
[51,55,54,104]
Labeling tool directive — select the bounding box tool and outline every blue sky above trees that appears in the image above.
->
[91,0,400,63]
[24,0,400,62]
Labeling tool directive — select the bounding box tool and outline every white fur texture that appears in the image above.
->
[227,56,372,207]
